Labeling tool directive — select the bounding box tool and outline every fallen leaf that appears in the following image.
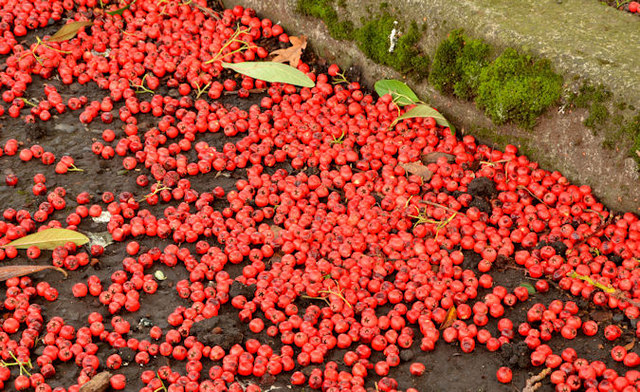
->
[519,282,536,295]
[591,310,613,323]
[625,339,635,351]
[270,225,283,238]
[636,150,640,158]
[393,104,456,134]
[106,0,136,15]
[0,265,67,281]
[222,61,315,87]
[399,162,433,181]
[374,79,420,106]
[2,228,89,250]
[270,36,307,66]
[421,152,455,164]
[439,306,457,330]
[79,371,111,392]
[47,21,92,42]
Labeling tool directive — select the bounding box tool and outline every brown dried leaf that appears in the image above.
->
[591,310,613,323]
[399,162,433,181]
[270,225,283,237]
[79,371,111,392]
[270,35,307,66]
[636,150,640,159]
[421,152,455,164]
[625,339,635,351]
[0,265,67,282]
[439,306,457,330]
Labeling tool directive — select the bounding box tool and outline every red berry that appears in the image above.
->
[496,367,512,383]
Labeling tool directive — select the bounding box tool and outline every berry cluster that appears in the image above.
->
[0,1,639,392]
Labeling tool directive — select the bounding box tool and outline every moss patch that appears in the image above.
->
[476,48,563,129]
[297,0,354,40]
[355,14,429,79]
[584,102,609,129]
[429,29,490,100]
[297,0,429,79]
[567,83,612,131]
[621,113,640,163]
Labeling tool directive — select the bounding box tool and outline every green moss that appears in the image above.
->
[355,15,429,79]
[623,113,640,163]
[568,83,611,108]
[567,83,613,130]
[297,0,353,40]
[429,29,490,100]
[584,102,609,129]
[297,1,429,78]
[602,112,640,159]
[615,101,627,111]
[476,48,563,129]
[471,127,513,148]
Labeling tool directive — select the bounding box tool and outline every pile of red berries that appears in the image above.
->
[0,0,640,391]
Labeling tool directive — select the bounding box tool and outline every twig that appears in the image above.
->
[522,368,550,392]
[568,271,640,308]
[223,88,266,95]
[131,74,155,94]
[194,82,211,100]
[566,214,616,256]
[422,200,466,217]
[139,181,171,202]
[206,25,254,64]
[517,185,547,206]
[188,1,221,19]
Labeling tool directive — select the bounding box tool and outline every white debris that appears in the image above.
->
[91,48,111,57]
[92,211,112,223]
[389,21,399,53]
[86,231,113,248]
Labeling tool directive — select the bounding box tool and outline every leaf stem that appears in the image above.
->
[206,25,253,64]
[568,271,615,293]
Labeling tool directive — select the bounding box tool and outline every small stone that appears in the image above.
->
[138,317,153,328]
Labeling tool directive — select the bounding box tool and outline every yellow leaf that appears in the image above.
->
[440,306,457,329]
[3,228,89,250]
[47,21,93,42]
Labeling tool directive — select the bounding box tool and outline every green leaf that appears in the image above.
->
[47,21,93,42]
[374,79,420,106]
[106,0,136,15]
[394,104,456,134]
[3,228,89,250]
[519,282,536,295]
[221,62,315,88]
